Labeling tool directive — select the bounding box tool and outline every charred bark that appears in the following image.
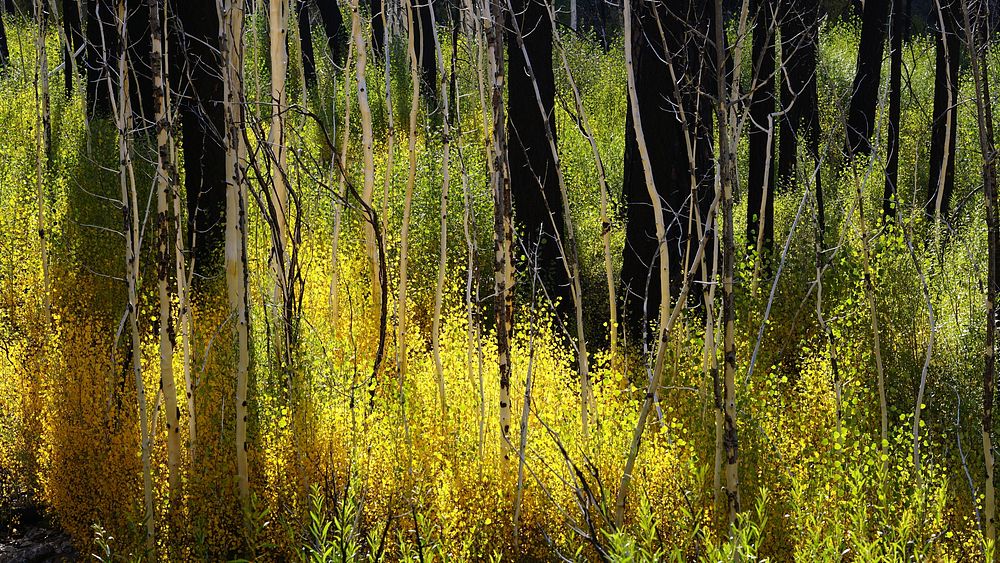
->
[926,0,960,218]
[297,0,317,86]
[173,0,227,283]
[619,0,715,338]
[748,0,776,259]
[884,0,904,220]
[315,0,347,66]
[779,0,823,239]
[846,0,888,156]
[507,0,566,312]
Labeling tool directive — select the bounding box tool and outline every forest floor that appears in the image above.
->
[0,495,76,563]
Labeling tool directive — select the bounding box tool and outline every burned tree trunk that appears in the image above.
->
[883,0,904,220]
[748,0,776,259]
[619,0,715,337]
[845,0,888,156]
[86,0,119,117]
[62,0,85,94]
[926,0,959,219]
[316,0,347,66]
[779,0,823,239]
[174,0,227,283]
[297,0,317,86]
[507,0,567,311]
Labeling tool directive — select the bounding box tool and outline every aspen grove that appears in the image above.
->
[3,0,1000,560]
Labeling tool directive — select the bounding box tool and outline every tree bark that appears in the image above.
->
[0,8,8,71]
[315,0,347,66]
[619,0,714,338]
[748,0,776,261]
[485,0,513,455]
[926,0,959,219]
[883,0,903,220]
[117,0,155,549]
[149,0,181,508]
[778,0,823,240]
[507,0,568,314]
[175,0,227,284]
[218,0,250,506]
[845,0,888,156]
[62,0,85,94]
[297,0,317,86]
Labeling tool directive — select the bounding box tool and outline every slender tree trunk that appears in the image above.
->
[883,0,903,220]
[117,0,155,548]
[715,0,743,528]
[845,0,888,156]
[370,0,384,58]
[269,0,291,381]
[960,0,998,549]
[150,0,181,506]
[297,0,316,86]
[412,0,435,98]
[748,0,775,263]
[431,0,449,416]
[485,0,513,455]
[926,0,959,219]
[397,0,420,402]
[219,0,250,506]
[35,0,51,323]
[349,0,380,331]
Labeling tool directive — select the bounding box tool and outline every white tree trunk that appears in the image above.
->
[219,0,250,505]
[149,0,181,503]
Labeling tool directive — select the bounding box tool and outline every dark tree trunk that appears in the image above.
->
[846,0,888,156]
[0,9,8,70]
[883,0,904,220]
[173,0,227,283]
[125,0,154,126]
[507,0,567,311]
[86,0,119,118]
[619,0,715,337]
[413,0,435,99]
[748,0,776,258]
[779,0,823,240]
[371,0,384,59]
[926,0,959,218]
[297,0,317,87]
[62,0,85,95]
[315,0,347,66]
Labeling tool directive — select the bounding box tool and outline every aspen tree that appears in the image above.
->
[959,0,998,549]
[714,0,748,527]
[218,0,251,505]
[149,0,181,502]
[397,0,421,391]
[34,0,51,323]
[430,0,449,416]
[348,0,379,314]
[116,0,155,548]
[268,0,291,380]
[484,0,514,455]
